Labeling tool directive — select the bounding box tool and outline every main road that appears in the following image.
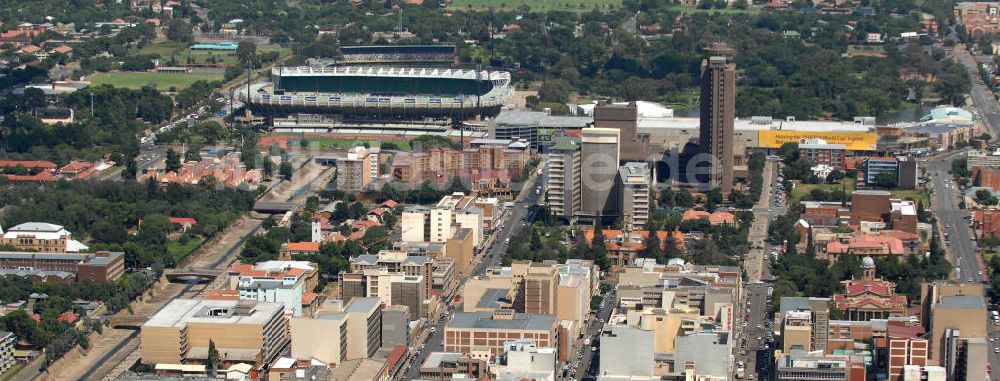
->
[955,47,1000,139]
[401,164,546,379]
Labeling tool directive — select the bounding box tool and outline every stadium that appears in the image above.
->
[240,66,512,118]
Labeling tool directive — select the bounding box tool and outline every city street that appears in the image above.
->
[925,149,982,283]
[955,48,1000,139]
[402,168,546,379]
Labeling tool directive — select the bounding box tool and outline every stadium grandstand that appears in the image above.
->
[338,44,456,64]
[239,66,512,119]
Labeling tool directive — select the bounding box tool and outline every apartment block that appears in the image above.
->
[800,138,847,169]
[619,162,651,229]
[401,206,430,242]
[141,299,289,370]
[336,146,376,192]
[443,310,558,357]
[0,331,13,375]
[546,137,582,220]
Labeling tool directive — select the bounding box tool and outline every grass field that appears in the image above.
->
[449,0,623,12]
[89,72,223,90]
[129,42,291,67]
[789,178,930,205]
[890,189,931,205]
[298,137,414,150]
[168,237,205,262]
[789,179,856,205]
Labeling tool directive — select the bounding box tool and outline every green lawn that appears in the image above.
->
[891,189,931,205]
[129,42,291,67]
[789,178,856,205]
[168,237,205,262]
[0,364,25,381]
[449,0,623,12]
[298,137,413,151]
[89,72,224,90]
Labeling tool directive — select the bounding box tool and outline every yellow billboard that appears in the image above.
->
[757,130,877,151]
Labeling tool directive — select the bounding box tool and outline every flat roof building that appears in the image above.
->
[141,299,289,370]
[444,310,558,358]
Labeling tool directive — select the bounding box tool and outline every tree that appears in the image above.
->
[873,172,898,189]
[207,339,221,377]
[826,170,845,183]
[262,158,274,179]
[165,148,182,173]
[640,231,662,259]
[236,41,257,66]
[734,0,748,8]
[279,161,294,180]
[778,142,800,164]
[537,79,572,103]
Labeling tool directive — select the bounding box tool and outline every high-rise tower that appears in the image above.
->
[699,42,736,193]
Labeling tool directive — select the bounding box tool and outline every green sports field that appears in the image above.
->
[128,42,291,67]
[449,0,623,12]
[89,72,224,90]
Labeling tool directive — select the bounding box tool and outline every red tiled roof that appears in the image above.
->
[381,200,398,208]
[287,242,320,252]
[58,312,79,324]
[302,292,320,305]
[168,217,198,226]
[3,170,59,182]
[845,280,891,296]
[204,290,240,301]
[385,345,408,370]
[0,160,56,169]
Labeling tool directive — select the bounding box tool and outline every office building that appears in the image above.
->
[141,299,289,370]
[328,358,389,381]
[942,329,987,381]
[593,101,649,161]
[546,137,582,220]
[291,310,349,365]
[490,109,591,150]
[579,128,621,223]
[443,310,558,357]
[599,324,654,378]
[337,146,376,192]
[228,260,319,316]
[862,157,899,186]
[340,251,433,317]
[446,228,475,275]
[619,162,651,229]
[1,222,88,252]
[699,42,736,193]
[491,339,557,381]
[344,298,383,360]
[783,311,814,352]
[928,294,987,367]
[775,350,862,381]
[419,352,489,380]
[381,305,410,349]
[887,319,929,381]
[0,251,124,284]
[521,262,559,315]
[779,297,833,353]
